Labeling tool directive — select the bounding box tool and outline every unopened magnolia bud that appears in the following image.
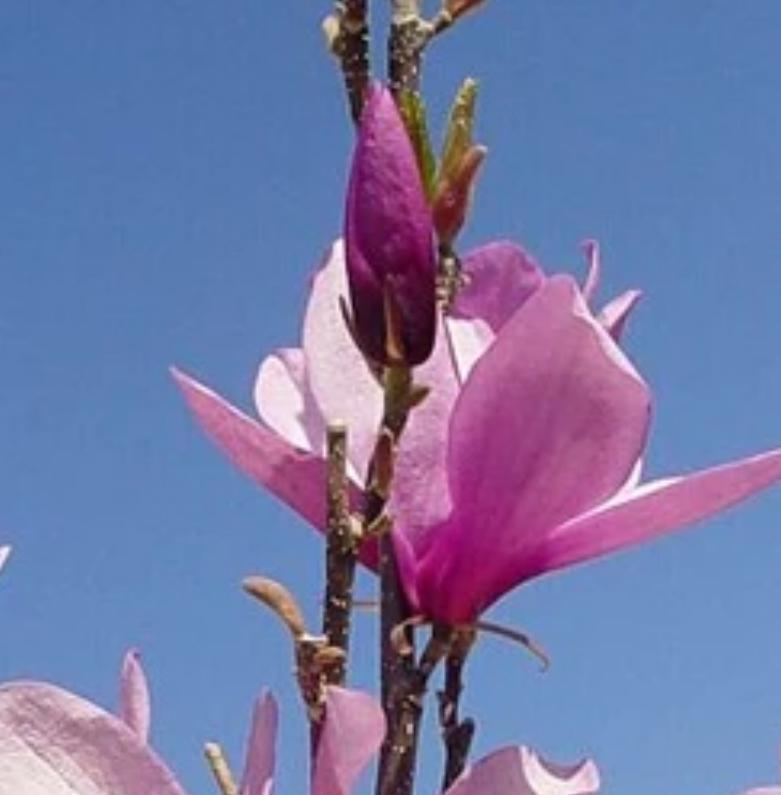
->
[345,85,437,367]
[432,144,487,244]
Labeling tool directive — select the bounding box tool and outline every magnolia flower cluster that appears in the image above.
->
[176,87,781,627]
[2,83,780,795]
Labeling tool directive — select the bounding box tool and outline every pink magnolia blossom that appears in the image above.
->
[345,85,437,366]
[175,240,781,625]
[119,648,151,743]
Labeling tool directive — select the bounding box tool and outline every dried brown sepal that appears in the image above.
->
[242,576,307,639]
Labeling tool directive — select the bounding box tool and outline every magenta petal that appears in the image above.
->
[119,649,151,744]
[173,367,330,527]
[445,746,599,795]
[415,277,650,621]
[173,368,378,568]
[302,241,382,482]
[0,682,188,795]
[392,318,461,548]
[597,290,642,342]
[539,448,781,576]
[313,687,386,795]
[239,692,278,795]
[345,86,436,366]
[453,241,546,332]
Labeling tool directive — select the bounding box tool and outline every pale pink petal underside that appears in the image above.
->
[313,687,386,795]
[302,241,382,483]
[0,682,188,795]
[0,546,10,574]
[581,239,601,303]
[119,649,151,744]
[597,290,642,341]
[739,789,781,795]
[540,448,781,576]
[240,692,278,795]
[254,348,324,456]
[446,746,600,795]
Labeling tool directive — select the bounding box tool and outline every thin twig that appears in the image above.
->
[388,0,429,97]
[204,743,239,795]
[321,422,357,688]
[438,632,475,790]
[326,0,370,123]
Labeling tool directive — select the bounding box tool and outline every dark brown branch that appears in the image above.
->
[388,0,429,97]
[321,422,358,687]
[438,633,475,791]
[326,0,371,124]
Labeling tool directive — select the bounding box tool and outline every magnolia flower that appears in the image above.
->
[0,652,385,795]
[345,85,437,367]
[175,240,781,625]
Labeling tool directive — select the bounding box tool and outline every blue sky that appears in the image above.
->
[2,2,781,794]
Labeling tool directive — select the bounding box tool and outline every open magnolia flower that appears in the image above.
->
[175,237,781,625]
[0,650,595,795]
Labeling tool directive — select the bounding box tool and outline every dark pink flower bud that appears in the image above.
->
[344,85,437,367]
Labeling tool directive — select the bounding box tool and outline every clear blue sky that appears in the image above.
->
[2,3,781,794]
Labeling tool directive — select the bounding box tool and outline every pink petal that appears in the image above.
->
[0,546,10,574]
[119,649,151,744]
[302,241,382,482]
[740,790,781,795]
[446,746,599,795]
[580,239,601,303]
[313,687,386,795]
[254,348,325,457]
[172,368,378,568]
[240,692,278,795]
[538,448,781,576]
[415,277,650,622]
[0,682,188,795]
[453,241,545,333]
[392,317,461,547]
[597,290,642,342]
[445,316,494,384]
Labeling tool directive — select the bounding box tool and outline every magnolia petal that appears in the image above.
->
[581,239,601,303]
[313,687,386,795]
[415,277,650,622]
[240,692,278,795]
[173,368,378,569]
[392,317,461,548]
[538,448,781,576]
[0,682,188,795]
[0,546,10,574]
[302,241,382,482]
[445,316,493,384]
[597,290,642,342]
[119,649,151,744]
[254,348,324,457]
[739,789,781,795]
[446,746,600,795]
[453,241,545,333]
